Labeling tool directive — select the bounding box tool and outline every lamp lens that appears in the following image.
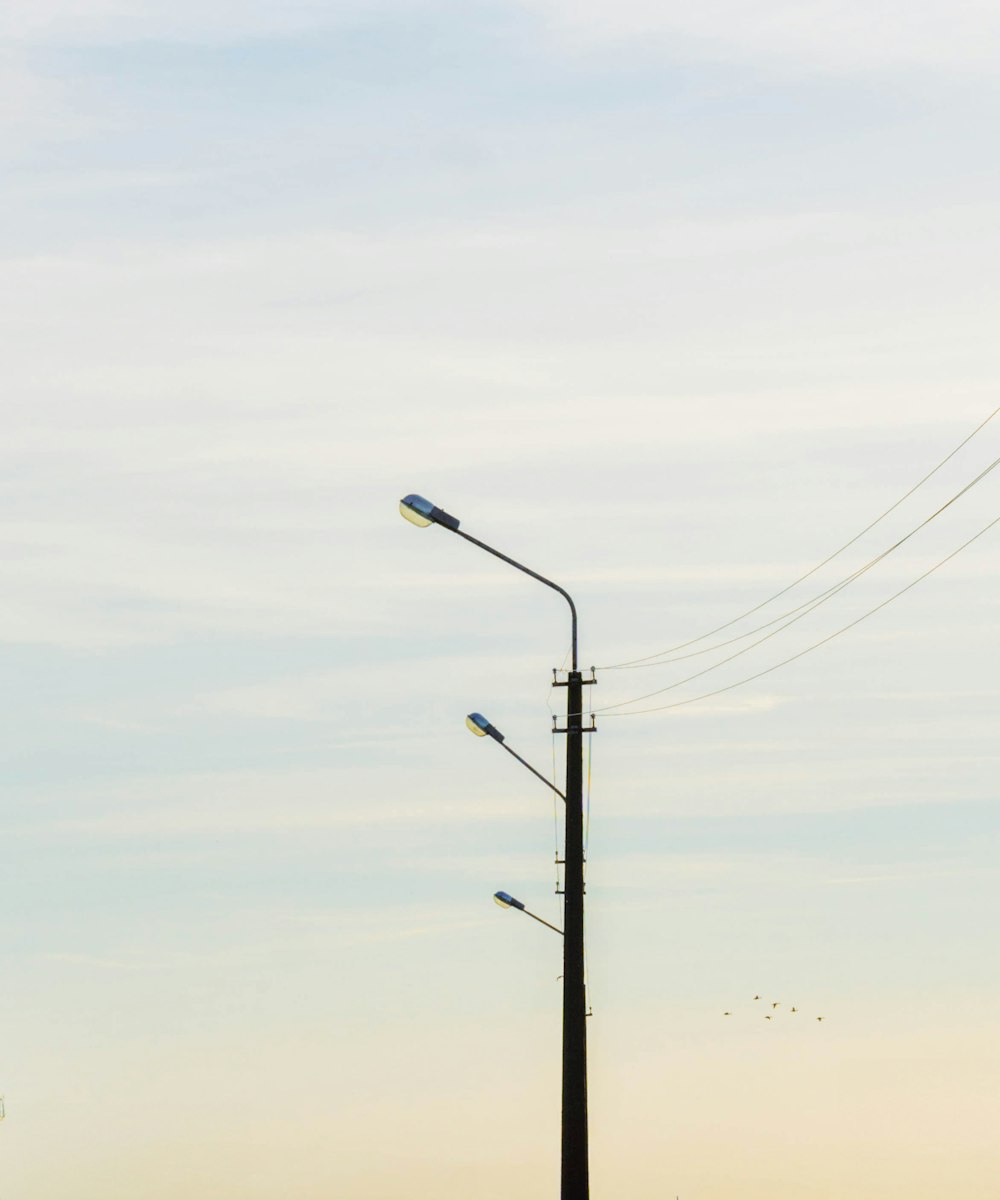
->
[466,713,490,737]
[399,494,435,526]
[399,502,431,527]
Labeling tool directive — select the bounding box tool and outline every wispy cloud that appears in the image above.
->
[827,861,972,885]
[7,0,997,72]
[35,768,531,838]
[521,0,1000,72]
[0,0,407,44]
[0,45,81,151]
[41,950,164,971]
[279,911,489,948]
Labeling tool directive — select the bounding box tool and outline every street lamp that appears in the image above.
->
[466,713,566,801]
[494,891,564,936]
[399,492,591,1200]
[399,493,460,531]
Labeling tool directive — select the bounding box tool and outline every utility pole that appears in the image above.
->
[558,666,589,1200]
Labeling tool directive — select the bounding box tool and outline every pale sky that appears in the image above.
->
[2,3,999,1198]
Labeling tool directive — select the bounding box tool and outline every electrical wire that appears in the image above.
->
[547,644,572,908]
[546,673,561,901]
[600,405,1000,670]
[603,462,999,668]
[595,454,1000,710]
[593,512,1000,718]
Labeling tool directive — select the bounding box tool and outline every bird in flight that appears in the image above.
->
[816,1016,824,1022]
[790,1007,798,1013]
[771,1002,780,1009]
[764,1015,772,1021]
[723,1012,732,1017]
[753,994,761,1000]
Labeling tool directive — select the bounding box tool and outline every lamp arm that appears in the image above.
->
[451,527,578,670]
[522,907,564,936]
[501,741,565,802]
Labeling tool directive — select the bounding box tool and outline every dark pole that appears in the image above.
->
[561,668,588,1200]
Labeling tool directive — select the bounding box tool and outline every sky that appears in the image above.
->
[2,2,1000,1197]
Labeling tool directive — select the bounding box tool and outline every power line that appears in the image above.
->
[595,451,1000,700]
[600,405,1000,670]
[593,512,1000,718]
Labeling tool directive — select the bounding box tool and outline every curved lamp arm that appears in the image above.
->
[400,494,578,670]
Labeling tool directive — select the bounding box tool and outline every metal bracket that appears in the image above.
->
[552,719,597,734]
[552,668,598,687]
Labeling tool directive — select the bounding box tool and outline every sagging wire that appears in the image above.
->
[599,404,1000,670]
[599,452,995,671]
[594,452,1000,712]
[593,511,1000,718]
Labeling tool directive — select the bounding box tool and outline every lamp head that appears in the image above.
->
[466,712,504,742]
[493,891,525,910]
[399,493,460,531]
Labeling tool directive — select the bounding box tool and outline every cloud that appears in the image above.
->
[827,863,968,884]
[41,950,160,970]
[520,0,1000,72]
[0,46,83,152]
[40,907,489,962]
[32,767,533,838]
[8,0,995,73]
[281,911,489,948]
[0,0,416,45]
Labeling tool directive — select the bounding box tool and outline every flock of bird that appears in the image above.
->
[723,995,825,1022]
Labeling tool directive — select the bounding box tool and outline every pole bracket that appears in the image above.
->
[552,718,597,733]
[552,668,598,687]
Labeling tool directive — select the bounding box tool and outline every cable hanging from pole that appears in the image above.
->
[592,452,1000,709]
[599,404,1000,670]
[547,654,568,910]
[588,453,993,705]
[593,511,1000,718]
[604,446,999,670]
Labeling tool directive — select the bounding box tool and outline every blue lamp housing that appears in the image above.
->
[466,712,504,742]
[494,891,525,910]
[399,493,460,531]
